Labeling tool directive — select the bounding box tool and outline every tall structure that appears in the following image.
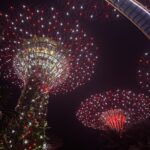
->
[105,0,150,39]
[10,37,69,150]
[76,90,150,135]
[0,5,98,149]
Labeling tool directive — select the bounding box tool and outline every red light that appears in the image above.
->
[103,109,126,133]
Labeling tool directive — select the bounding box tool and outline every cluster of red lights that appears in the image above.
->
[76,90,150,133]
[101,109,127,133]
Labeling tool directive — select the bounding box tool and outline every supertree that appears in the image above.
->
[137,51,150,94]
[76,90,150,135]
[0,5,98,149]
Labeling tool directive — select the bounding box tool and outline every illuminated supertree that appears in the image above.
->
[137,51,150,94]
[0,5,98,149]
[76,90,150,135]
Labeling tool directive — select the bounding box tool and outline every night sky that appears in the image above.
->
[0,0,150,150]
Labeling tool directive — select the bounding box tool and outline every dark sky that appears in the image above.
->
[0,0,150,150]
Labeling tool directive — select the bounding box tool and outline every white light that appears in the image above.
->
[51,7,54,11]
[40,135,43,139]
[72,6,75,10]
[21,20,24,23]
[24,139,28,144]
[66,12,69,16]
[22,5,26,8]
[12,130,15,133]
[90,14,94,19]
[9,140,12,143]
[52,15,56,19]
[80,6,84,9]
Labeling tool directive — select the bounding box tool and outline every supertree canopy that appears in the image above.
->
[13,37,70,90]
[0,5,98,149]
[0,5,98,92]
[137,51,150,94]
[76,90,150,134]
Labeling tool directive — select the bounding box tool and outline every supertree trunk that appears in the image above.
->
[105,0,150,39]
[6,77,50,150]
